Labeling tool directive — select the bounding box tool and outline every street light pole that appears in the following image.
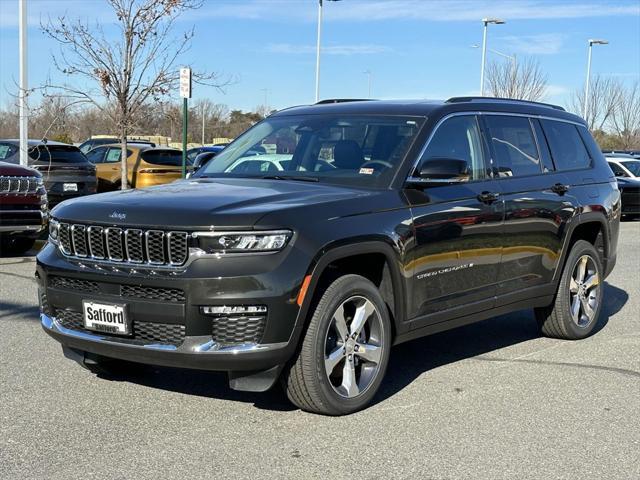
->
[479,17,505,96]
[363,70,372,97]
[201,103,205,146]
[19,0,28,166]
[314,0,340,103]
[583,39,609,120]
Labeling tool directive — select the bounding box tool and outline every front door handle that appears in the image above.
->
[478,191,500,204]
[551,183,570,195]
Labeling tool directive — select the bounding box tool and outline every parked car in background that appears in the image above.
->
[85,143,187,191]
[606,154,640,218]
[0,140,97,208]
[79,137,155,154]
[186,146,225,163]
[602,150,640,159]
[191,146,225,174]
[0,161,48,255]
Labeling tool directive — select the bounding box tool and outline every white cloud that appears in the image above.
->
[498,33,567,55]
[266,43,393,56]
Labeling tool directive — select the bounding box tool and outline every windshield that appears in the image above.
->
[621,161,640,176]
[28,145,88,163]
[196,114,424,188]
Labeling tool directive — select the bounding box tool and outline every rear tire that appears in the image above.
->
[535,240,603,340]
[282,274,392,415]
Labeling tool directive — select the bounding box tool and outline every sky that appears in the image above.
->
[0,0,639,112]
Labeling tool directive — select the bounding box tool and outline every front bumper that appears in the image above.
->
[41,313,291,371]
[36,240,310,372]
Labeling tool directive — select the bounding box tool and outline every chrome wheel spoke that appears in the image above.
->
[569,276,579,293]
[341,357,359,397]
[350,300,375,338]
[571,295,581,320]
[325,346,344,377]
[333,306,349,340]
[355,343,381,364]
[580,296,595,320]
[584,272,599,291]
[576,256,588,283]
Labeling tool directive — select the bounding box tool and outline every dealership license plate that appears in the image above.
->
[82,301,130,335]
[63,183,78,192]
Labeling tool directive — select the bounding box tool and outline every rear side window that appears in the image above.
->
[484,116,542,177]
[417,115,486,181]
[541,120,591,171]
[141,150,183,166]
[0,143,18,160]
[29,145,87,163]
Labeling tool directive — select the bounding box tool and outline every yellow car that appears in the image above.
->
[85,143,189,191]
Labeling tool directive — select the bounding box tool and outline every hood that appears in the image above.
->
[52,177,380,229]
[0,161,41,177]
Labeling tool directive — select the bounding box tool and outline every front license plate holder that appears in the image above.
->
[82,301,131,336]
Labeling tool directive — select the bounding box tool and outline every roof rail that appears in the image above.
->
[445,96,565,111]
[315,98,373,105]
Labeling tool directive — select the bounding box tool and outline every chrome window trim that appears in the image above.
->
[406,111,587,183]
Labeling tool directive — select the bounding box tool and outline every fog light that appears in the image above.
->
[201,305,267,316]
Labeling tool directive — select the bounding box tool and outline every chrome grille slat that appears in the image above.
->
[105,227,124,261]
[54,222,189,267]
[145,230,165,264]
[0,176,40,194]
[87,226,105,259]
[125,229,144,263]
[70,225,88,257]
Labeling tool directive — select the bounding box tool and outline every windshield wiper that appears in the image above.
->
[261,175,319,182]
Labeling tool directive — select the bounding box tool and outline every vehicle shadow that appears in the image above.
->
[90,282,628,413]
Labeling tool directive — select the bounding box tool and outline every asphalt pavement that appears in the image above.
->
[1,222,639,480]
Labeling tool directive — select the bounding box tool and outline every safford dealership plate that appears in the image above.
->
[82,301,130,335]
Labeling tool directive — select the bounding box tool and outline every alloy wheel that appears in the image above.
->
[569,254,601,328]
[324,295,384,398]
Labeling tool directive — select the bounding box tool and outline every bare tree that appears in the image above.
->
[41,0,223,189]
[611,81,640,149]
[567,75,623,131]
[486,56,548,102]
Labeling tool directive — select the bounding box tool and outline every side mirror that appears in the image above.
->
[409,158,470,185]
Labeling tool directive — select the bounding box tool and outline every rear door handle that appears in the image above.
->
[551,183,570,195]
[477,191,500,204]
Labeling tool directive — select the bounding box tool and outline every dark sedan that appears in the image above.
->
[0,140,97,208]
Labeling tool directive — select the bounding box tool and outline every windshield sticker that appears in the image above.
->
[359,167,374,175]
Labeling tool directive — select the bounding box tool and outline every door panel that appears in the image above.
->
[404,114,504,321]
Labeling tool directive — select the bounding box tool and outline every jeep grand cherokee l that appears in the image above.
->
[0,161,47,254]
[38,97,620,415]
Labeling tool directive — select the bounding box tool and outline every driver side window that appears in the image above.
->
[417,115,486,181]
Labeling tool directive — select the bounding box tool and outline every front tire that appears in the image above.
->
[283,274,392,415]
[535,240,603,340]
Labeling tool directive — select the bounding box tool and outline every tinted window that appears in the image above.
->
[621,161,640,176]
[141,150,183,166]
[541,120,591,171]
[105,148,132,163]
[531,119,555,173]
[417,115,486,181]
[608,162,627,177]
[199,115,423,188]
[485,116,542,177]
[85,146,108,164]
[0,142,18,160]
[29,145,87,163]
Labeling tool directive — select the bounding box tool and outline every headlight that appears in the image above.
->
[48,219,59,245]
[195,230,292,253]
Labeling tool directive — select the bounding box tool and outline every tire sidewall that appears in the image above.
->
[559,240,604,339]
[310,275,392,415]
